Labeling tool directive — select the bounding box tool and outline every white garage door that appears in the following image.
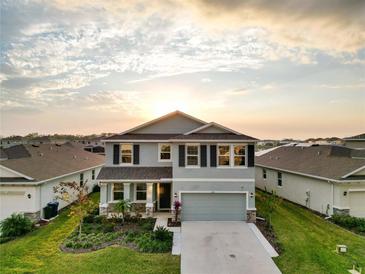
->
[181,193,246,221]
[0,191,27,220]
[349,191,365,218]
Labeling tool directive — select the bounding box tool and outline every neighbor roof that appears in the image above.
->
[256,145,365,181]
[344,133,365,141]
[0,144,105,183]
[97,167,172,180]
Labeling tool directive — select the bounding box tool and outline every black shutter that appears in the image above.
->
[210,145,217,167]
[247,144,255,167]
[200,145,207,167]
[133,144,140,165]
[179,145,185,167]
[113,144,120,165]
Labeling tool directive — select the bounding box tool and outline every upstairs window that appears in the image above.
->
[277,172,282,187]
[113,184,124,200]
[80,173,84,187]
[121,144,133,164]
[92,169,95,180]
[186,145,199,166]
[218,145,230,166]
[263,168,267,179]
[136,183,147,201]
[159,144,171,161]
[233,145,245,166]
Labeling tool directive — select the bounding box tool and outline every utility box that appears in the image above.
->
[336,244,347,253]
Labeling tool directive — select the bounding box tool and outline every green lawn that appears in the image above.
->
[0,193,179,274]
[2,191,364,274]
[256,190,365,274]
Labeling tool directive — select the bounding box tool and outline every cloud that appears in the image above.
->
[186,0,365,52]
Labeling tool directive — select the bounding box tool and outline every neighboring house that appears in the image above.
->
[344,133,365,149]
[0,136,26,148]
[255,144,365,218]
[0,143,104,221]
[97,111,258,222]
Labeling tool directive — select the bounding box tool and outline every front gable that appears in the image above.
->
[127,111,206,134]
[184,122,242,135]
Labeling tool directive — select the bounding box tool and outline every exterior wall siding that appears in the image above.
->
[255,167,333,215]
[344,141,365,149]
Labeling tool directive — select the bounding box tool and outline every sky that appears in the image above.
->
[0,0,364,139]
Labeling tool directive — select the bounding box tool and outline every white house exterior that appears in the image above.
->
[343,133,365,149]
[255,144,365,218]
[0,143,104,221]
[98,111,258,222]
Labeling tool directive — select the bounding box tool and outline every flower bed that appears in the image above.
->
[60,214,173,253]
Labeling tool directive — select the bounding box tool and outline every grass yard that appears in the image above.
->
[256,190,365,274]
[0,193,179,274]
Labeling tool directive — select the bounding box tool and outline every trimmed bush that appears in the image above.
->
[63,232,121,250]
[331,214,365,234]
[92,184,100,193]
[0,213,34,238]
[134,232,172,253]
[153,226,171,241]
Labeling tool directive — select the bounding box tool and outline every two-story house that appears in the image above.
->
[97,111,258,222]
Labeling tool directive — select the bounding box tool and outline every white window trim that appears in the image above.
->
[112,183,124,202]
[158,143,172,162]
[134,183,147,202]
[217,144,247,168]
[185,143,200,168]
[120,143,133,166]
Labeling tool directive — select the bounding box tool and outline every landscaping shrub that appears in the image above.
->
[153,226,171,241]
[103,223,115,233]
[331,214,365,234]
[93,215,107,224]
[139,217,156,231]
[83,214,95,224]
[63,232,121,250]
[92,184,100,193]
[0,213,34,238]
[134,232,172,253]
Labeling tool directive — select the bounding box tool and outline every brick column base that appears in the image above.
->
[246,210,256,223]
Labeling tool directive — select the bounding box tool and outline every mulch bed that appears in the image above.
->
[255,218,282,254]
[167,218,181,227]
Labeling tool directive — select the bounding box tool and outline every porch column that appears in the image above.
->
[99,182,108,216]
[123,183,131,201]
[146,183,154,216]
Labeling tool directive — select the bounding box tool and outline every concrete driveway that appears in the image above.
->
[181,222,281,274]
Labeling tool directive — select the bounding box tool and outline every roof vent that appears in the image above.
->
[39,152,44,157]
[275,156,279,160]
[32,144,39,147]
[317,151,321,156]
[73,155,77,159]
[55,144,62,147]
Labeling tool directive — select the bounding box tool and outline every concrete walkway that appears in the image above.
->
[181,222,281,274]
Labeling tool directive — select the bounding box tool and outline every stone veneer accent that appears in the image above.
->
[246,210,256,223]
[24,211,41,222]
[333,207,350,216]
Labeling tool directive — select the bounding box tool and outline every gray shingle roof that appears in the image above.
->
[344,133,365,140]
[0,144,105,183]
[170,133,258,141]
[97,167,172,180]
[256,145,365,181]
[105,134,179,140]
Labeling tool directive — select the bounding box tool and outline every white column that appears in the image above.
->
[123,183,131,201]
[146,183,154,216]
[99,182,108,216]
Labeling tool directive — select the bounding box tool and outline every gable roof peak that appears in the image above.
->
[184,121,243,135]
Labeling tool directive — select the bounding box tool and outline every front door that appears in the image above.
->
[158,183,171,210]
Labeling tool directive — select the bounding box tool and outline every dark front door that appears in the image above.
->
[159,183,171,210]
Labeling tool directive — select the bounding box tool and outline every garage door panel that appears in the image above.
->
[181,193,246,221]
[349,192,365,218]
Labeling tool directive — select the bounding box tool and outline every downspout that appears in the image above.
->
[331,181,334,215]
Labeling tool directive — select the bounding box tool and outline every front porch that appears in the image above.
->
[99,181,173,216]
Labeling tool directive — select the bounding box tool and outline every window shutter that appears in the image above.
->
[200,145,207,167]
[247,144,255,167]
[133,144,140,165]
[179,145,185,167]
[210,145,217,167]
[113,144,120,165]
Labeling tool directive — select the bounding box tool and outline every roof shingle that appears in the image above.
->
[97,167,172,180]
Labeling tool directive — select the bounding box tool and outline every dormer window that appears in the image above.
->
[121,144,133,164]
[159,144,171,161]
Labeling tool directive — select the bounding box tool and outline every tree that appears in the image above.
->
[54,180,95,238]
[261,191,281,230]
[114,199,132,223]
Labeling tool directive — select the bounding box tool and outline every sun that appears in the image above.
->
[150,100,190,117]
